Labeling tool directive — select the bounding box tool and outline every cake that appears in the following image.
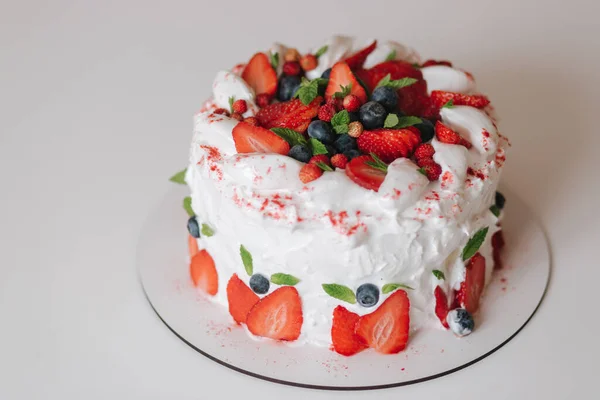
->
[171,36,509,356]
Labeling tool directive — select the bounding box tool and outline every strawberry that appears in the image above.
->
[344,40,377,70]
[246,286,303,341]
[226,274,259,324]
[300,54,318,71]
[232,99,248,114]
[299,164,323,183]
[356,290,410,354]
[230,112,243,121]
[343,94,361,112]
[331,306,368,356]
[318,104,336,122]
[417,157,436,168]
[434,286,449,328]
[357,128,422,163]
[347,121,364,138]
[308,154,331,166]
[459,137,473,149]
[255,97,322,133]
[188,234,199,259]
[326,96,343,112]
[241,53,277,97]
[256,93,271,108]
[435,121,461,145]
[282,61,301,76]
[431,90,490,109]
[345,155,387,192]
[455,252,486,314]
[422,162,442,181]
[190,250,219,296]
[422,59,453,67]
[325,62,368,104]
[232,122,290,155]
[492,230,505,269]
[414,143,435,160]
[243,116,260,126]
[331,154,348,169]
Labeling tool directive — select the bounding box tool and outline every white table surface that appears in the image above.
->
[1,1,598,398]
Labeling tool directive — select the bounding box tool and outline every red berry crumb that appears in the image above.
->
[318,104,336,122]
[300,54,318,71]
[421,162,442,181]
[213,108,230,116]
[256,93,271,108]
[414,143,435,160]
[343,94,361,112]
[232,99,248,114]
[299,164,323,183]
[308,154,331,166]
[243,116,260,126]
[283,61,302,76]
[331,154,348,169]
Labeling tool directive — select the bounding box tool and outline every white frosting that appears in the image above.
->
[185,36,508,347]
[421,65,476,94]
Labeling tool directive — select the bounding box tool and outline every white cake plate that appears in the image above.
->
[137,185,550,390]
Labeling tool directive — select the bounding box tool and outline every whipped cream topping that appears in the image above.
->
[186,36,508,347]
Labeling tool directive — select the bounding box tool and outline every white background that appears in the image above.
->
[1,0,598,398]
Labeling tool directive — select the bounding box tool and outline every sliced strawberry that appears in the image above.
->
[226,274,259,324]
[241,53,277,97]
[435,121,461,144]
[344,40,377,70]
[357,128,422,163]
[255,97,321,133]
[246,286,303,341]
[331,306,368,356]
[462,252,486,313]
[190,249,219,296]
[431,90,490,109]
[345,155,387,192]
[325,62,367,104]
[356,290,410,354]
[492,230,505,269]
[434,286,449,328]
[232,122,290,155]
[188,234,199,259]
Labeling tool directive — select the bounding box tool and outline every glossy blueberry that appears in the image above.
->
[495,191,506,209]
[343,149,361,160]
[371,86,398,112]
[333,134,357,153]
[447,308,475,337]
[277,75,302,102]
[359,101,387,130]
[187,216,200,238]
[249,274,270,295]
[348,111,360,123]
[325,144,337,156]
[356,283,380,307]
[307,120,335,144]
[321,68,332,80]
[288,144,312,163]
[414,118,435,142]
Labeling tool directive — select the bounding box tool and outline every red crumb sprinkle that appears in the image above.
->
[467,167,487,181]
[266,167,272,175]
[199,145,223,162]
[482,129,490,138]
[425,191,440,201]
[408,183,418,191]
[260,199,269,211]
[392,189,401,200]
[500,277,507,283]
[324,210,366,236]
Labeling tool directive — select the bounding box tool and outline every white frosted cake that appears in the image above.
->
[174,36,509,356]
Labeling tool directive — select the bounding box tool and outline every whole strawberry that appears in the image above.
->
[300,54,318,71]
[299,164,323,183]
[421,162,442,181]
[331,154,349,169]
[318,104,336,122]
[283,61,302,76]
[232,99,248,114]
[256,93,271,108]
[414,143,435,160]
[343,95,361,112]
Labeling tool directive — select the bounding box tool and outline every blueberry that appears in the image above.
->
[359,101,387,130]
[447,308,475,337]
[277,75,301,102]
[325,144,337,156]
[187,216,200,238]
[348,112,360,123]
[343,149,361,160]
[333,134,357,153]
[307,120,335,144]
[321,68,332,80]
[356,283,380,307]
[249,274,270,295]
[288,144,312,163]
[371,86,398,112]
[415,118,435,142]
[495,191,506,209]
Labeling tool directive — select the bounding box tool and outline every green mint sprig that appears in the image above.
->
[169,169,187,184]
[385,49,397,62]
[365,153,388,173]
[269,51,279,70]
[294,77,327,105]
[201,224,214,237]
[490,205,501,217]
[271,127,308,147]
[309,138,328,155]
[462,227,489,261]
[384,114,422,129]
[375,74,417,89]
[271,273,300,286]
[228,96,235,114]
[183,197,194,217]
[315,45,328,58]
[432,270,445,280]
[316,161,333,172]
[332,83,352,99]
[331,110,350,134]
[322,283,356,304]
[442,99,454,109]
[240,245,253,275]
[382,283,413,294]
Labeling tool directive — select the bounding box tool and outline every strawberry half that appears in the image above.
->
[344,40,377,70]
[241,53,277,97]
[455,252,486,313]
[226,274,259,324]
[255,97,322,133]
[435,121,461,145]
[246,286,303,341]
[190,250,219,296]
[434,286,449,329]
[357,128,422,163]
[325,62,367,104]
[188,234,199,259]
[356,290,410,354]
[345,155,387,192]
[431,90,490,109]
[331,306,368,356]
[232,122,290,155]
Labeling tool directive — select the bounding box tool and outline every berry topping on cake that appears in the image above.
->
[414,118,435,142]
[371,86,398,112]
[308,154,331,166]
[419,162,442,181]
[307,120,336,144]
[299,163,323,183]
[256,93,271,108]
[232,99,248,114]
[455,252,486,313]
[447,308,474,337]
[187,216,200,238]
[434,286,450,328]
[299,54,318,71]
[282,61,302,76]
[331,306,368,356]
[333,134,358,154]
[318,104,336,122]
[435,121,472,149]
[414,143,435,160]
[227,274,260,324]
[277,75,302,102]
[343,94,362,112]
[355,289,410,354]
[356,283,380,308]
[190,250,219,296]
[330,153,348,169]
[345,155,388,191]
[242,53,278,97]
[431,90,490,109]
[344,40,377,70]
[232,122,291,155]
[256,97,322,133]
[347,121,364,138]
[249,273,270,295]
[246,286,303,341]
[357,128,421,163]
[288,144,312,163]
[358,101,387,130]
[325,62,368,104]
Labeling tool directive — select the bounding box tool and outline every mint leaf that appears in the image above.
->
[365,153,388,173]
[294,77,321,105]
[270,273,300,286]
[183,196,194,217]
[169,169,187,184]
[201,223,214,237]
[333,124,349,134]
[382,283,413,294]
[490,205,501,217]
[376,74,417,89]
[315,45,328,58]
[395,116,422,128]
[269,51,279,70]
[442,99,454,109]
[418,167,427,176]
[332,84,352,99]
[240,245,253,276]
[322,284,356,304]
[462,227,489,261]
[330,110,350,134]
[271,127,308,147]
[316,161,333,172]
[432,270,445,280]
[385,49,397,62]
[412,63,421,69]
[384,113,399,128]
[309,138,328,155]
[228,96,235,113]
